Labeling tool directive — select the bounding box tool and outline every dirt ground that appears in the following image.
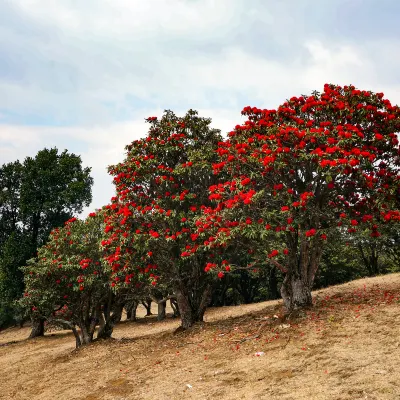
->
[1,274,400,400]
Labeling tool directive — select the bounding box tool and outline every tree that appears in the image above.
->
[0,232,32,328]
[20,148,93,248]
[345,222,400,277]
[0,161,23,248]
[198,84,400,312]
[103,110,225,329]
[19,212,127,347]
[314,229,366,288]
[0,147,93,331]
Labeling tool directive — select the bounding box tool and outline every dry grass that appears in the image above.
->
[1,274,400,400]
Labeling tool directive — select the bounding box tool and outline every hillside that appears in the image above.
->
[1,273,400,400]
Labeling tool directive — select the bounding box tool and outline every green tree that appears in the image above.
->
[0,161,23,247]
[0,232,32,327]
[0,148,93,331]
[20,148,93,248]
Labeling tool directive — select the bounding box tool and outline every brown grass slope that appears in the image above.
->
[0,273,400,400]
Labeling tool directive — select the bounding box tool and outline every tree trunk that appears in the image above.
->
[359,243,380,276]
[170,299,180,318]
[97,293,124,339]
[29,317,45,338]
[157,301,167,321]
[268,267,279,300]
[97,303,124,339]
[370,244,380,275]
[79,323,92,345]
[72,326,82,348]
[126,300,138,321]
[281,234,322,312]
[141,299,152,316]
[175,284,213,330]
[280,274,313,311]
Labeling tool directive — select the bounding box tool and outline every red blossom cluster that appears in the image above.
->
[100,87,400,313]
[190,84,400,308]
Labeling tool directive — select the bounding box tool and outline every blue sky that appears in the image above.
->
[1,0,400,215]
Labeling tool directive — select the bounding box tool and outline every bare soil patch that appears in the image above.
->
[1,274,400,400]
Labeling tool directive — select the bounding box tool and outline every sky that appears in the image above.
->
[1,0,400,216]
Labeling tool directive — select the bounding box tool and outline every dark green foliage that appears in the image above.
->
[0,148,93,328]
[19,148,93,247]
[210,268,282,306]
[0,233,32,327]
[314,238,366,289]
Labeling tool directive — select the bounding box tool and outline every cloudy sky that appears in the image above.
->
[1,0,400,215]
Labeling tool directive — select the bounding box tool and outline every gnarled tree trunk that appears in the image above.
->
[29,317,45,338]
[97,303,124,339]
[280,273,313,311]
[97,293,124,339]
[126,300,139,321]
[149,291,168,321]
[141,299,152,316]
[280,234,322,313]
[170,298,180,318]
[175,284,213,330]
[157,301,166,321]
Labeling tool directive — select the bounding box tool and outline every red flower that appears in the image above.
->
[306,229,316,237]
[362,215,373,222]
[217,271,225,279]
[268,249,279,258]
[281,206,290,212]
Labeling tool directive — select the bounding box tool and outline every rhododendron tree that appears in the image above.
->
[103,110,226,329]
[199,84,400,312]
[20,212,127,347]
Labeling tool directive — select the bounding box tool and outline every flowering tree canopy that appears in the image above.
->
[20,213,125,347]
[198,84,400,311]
[104,110,225,328]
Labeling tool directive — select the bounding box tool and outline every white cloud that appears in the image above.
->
[0,107,242,216]
[2,0,400,215]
